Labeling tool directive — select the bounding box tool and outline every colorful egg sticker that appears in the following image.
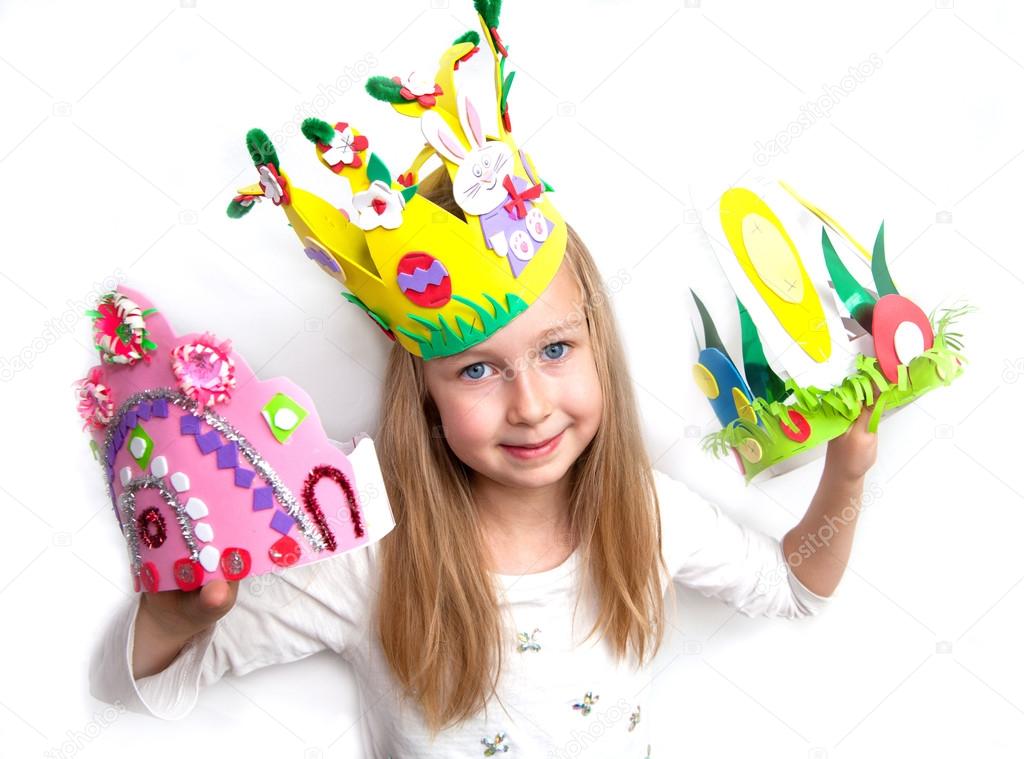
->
[871,294,934,383]
[396,252,452,309]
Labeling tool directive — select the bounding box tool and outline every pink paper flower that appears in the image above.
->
[392,72,443,108]
[74,366,114,430]
[91,292,155,365]
[170,332,237,408]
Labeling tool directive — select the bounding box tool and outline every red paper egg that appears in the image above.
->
[396,252,452,309]
[779,409,812,443]
[872,294,934,383]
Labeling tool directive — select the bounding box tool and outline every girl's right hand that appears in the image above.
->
[132,579,239,678]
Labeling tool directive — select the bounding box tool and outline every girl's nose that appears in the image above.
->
[505,366,553,427]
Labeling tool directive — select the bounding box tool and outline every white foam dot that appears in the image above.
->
[170,472,190,493]
[151,456,168,477]
[185,497,208,520]
[129,436,148,459]
[274,408,299,431]
[198,545,220,572]
[119,467,132,486]
[194,522,214,542]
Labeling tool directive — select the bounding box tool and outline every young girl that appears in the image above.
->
[89,5,880,756]
[90,171,879,758]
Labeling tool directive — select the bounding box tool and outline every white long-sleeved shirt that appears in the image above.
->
[89,467,831,757]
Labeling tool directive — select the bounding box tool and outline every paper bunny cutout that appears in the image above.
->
[421,94,553,277]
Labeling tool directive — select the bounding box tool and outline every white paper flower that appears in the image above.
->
[400,71,436,97]
[258,165,285,203]
[352,180,405,231]
[322,124,368,169]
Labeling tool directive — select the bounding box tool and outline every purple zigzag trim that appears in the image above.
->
[397,259,448,293]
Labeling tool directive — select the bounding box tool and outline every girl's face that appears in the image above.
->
[422,263,603,492]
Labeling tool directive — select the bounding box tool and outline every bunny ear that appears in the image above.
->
[458,95,485,150]
[421,110,466,164]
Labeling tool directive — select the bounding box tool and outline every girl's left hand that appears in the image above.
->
[824,383,882,482]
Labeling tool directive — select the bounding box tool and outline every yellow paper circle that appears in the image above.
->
[737,437,762,463]
[692,364,719,399]
[732,387,757,424]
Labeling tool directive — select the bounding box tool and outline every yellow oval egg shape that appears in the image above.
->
[737,437,763,463]
[692,363,719,399]
[740,213,804,303]
[720,188,831,363]
[732,387,757,424]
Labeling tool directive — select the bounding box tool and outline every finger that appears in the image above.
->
[196,580,237,615]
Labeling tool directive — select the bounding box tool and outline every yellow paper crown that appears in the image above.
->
[227,1,566,360]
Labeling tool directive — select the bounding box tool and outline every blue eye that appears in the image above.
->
[542,342,570,360]
[461,362,493,381]
[460,343,570,381]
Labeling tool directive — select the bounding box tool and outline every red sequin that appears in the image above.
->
[220,547,252,581]
[302,465,366,548]
[140,561,160,592]
[137,507,167,549]
[173,557,204,591]
[269,535,301,567]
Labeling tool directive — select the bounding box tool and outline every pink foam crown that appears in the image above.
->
[75,286,394,592]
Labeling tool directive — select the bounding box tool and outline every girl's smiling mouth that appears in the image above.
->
[500,430,565,460]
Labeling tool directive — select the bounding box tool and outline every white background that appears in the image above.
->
[2,0,1022,756]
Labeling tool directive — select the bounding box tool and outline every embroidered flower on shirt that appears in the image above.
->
[629,705,641,731]
[516,628,541,653]
[572,691,599,716]
[481,731,510,755]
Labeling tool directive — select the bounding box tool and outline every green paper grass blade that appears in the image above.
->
[690,290,728,356]
[500,71,515,113]
[737,298,788,404]
[821,228,876,320]
[402,292,528,360]
[400,184,418,203]
[871,221,899,297]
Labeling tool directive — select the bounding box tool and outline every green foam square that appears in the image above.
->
[261,392,308,444]
[127,423,154,470]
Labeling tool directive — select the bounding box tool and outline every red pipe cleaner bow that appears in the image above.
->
[502,174,543,219]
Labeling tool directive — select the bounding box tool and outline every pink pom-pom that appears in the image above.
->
[170,332,237,409]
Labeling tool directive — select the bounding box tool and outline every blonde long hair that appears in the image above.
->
[374,168,670,734]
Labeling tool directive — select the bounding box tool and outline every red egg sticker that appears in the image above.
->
[871,294,934,383]
[396,252,452,309]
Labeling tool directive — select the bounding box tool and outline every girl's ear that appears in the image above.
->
[458,95,485,150]
[421,110,467,164]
